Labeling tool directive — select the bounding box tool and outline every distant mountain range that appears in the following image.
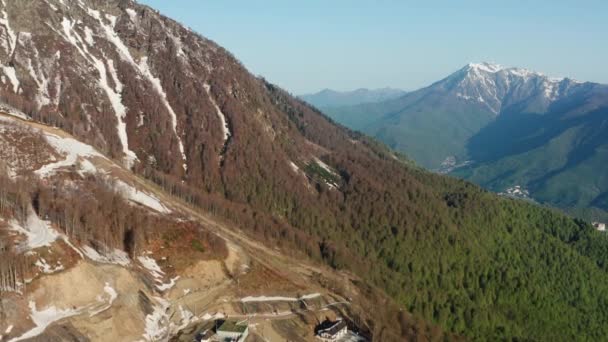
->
[321,62,608,221]
[299,87,407,108]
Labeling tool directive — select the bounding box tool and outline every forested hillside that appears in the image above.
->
[143,81,608,340]
[1,1,608,340]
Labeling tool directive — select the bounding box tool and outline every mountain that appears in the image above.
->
[322,63,608,220]
[0,109,404,342]
[3,2,608,341]
[300,87,407,108]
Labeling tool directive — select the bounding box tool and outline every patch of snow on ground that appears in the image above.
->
[138,57,186,169]
[89,283,118,317]
[61,235,84,258]
[289,161,301,174]
[60,17,137,168]
[137,255,178,291]
[83,26,95,45]
[171,305,197,333]
[77,159,99,176]
[203,83,231,149]
[9,206,59,251]
[81,246,130,266]
[2,66,19,93]
[115,180,171,214]
[0,104,29,120]
[0,9,17,55]
[126,8,137,22]
[35,133,102,178]
[143,297,170,341]
[86,9,184,169]
[35,258,64,274]
[138,256,164,279]
[156,276,179,292]
[104,283,118,303]
[8,302,79,342]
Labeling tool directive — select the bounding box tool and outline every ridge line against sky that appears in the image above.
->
[139,0,608,94]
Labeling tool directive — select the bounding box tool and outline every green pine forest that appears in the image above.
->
[146,83,608,340]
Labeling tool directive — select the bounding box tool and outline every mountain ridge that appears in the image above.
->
[321,62,608,221]
[299,87,407,108]
[3,1,608,340]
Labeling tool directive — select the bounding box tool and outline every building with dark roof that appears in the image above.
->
[316,319,348,341]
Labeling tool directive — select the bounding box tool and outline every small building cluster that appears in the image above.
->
[195,320,249,342]
[593,222,606,232]
[316,319,348,341]
[217,320,249,342]
[195,317,356,342]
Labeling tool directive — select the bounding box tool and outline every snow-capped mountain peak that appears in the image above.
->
[446,62,582,114]
[467,62,504,73]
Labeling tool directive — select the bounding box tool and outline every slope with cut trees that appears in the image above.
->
[1,1,608,340]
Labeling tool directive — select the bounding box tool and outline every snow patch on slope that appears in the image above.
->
[203,83,231,157]
[0,103,29,120]
[86,8,186,170]
[2,66,19,92]
[289,161,301,174]
[0,7,20,93]
[89,283,118,316]
[468,62,503,73]
[35,258,64,274]
[82,246,130,266]
[35,132,102,177]
[156,276,179,292]
[143,297,170,341]
[125,8,137,22]
[115,180,171,214]
[0,8,17,55]
[137,256,179,291]
[8,302,79,342]
[9,206,59,251]
[138,57,186,170]
[59,17,137,167]
[138,255,165,279]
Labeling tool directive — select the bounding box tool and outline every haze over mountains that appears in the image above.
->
[300,88,407,109]
[319,62,608,220]
[2,1,608,341]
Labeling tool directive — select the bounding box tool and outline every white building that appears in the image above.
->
[316,320,348,341]
[216,321,249,342]
[593,222,606,231]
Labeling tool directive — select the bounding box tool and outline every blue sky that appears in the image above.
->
[139,0,608,94]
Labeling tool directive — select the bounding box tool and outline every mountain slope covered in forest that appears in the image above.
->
[1,2,608,341]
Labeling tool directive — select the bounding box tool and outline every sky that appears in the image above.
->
[139,0,608,94]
